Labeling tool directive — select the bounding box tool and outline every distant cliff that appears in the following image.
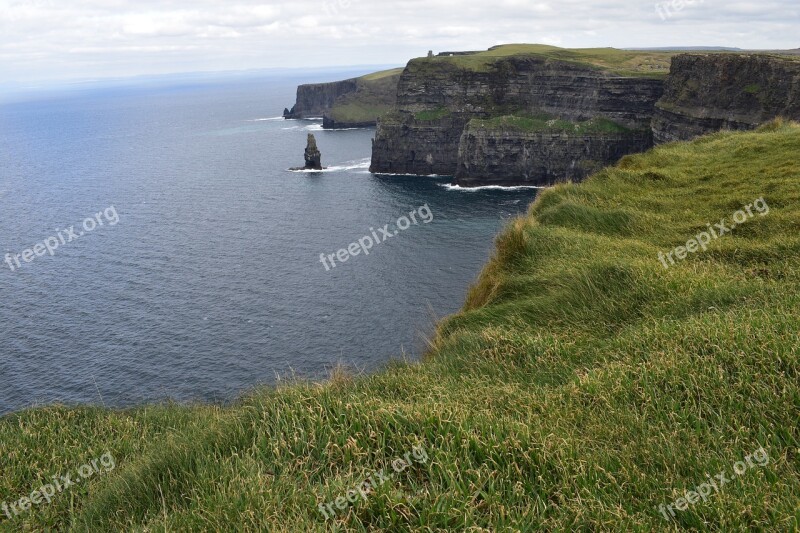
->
[370,47,668,183]
[284,78,359,119]
[284,69,402,129]
[652,54,800,143]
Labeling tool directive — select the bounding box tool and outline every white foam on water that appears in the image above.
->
[246,116,285,122]
[286,158,372,173]
[326,157,371,171]
[439,183,546,192]
[372,172,444,177]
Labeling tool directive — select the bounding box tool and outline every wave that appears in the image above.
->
[281,122,368,132]
[246,116,285,122]
[372,172,445,178]
[286,158,372,173]
[439,183,546,192]
[328,158,371,171]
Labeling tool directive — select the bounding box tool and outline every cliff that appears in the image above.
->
[284,78,359,119]
[455,116,653,186]
[285,68,402,128]
[652,53,800,143]
[368,46,800,185]
[370,112,468,175]
[369,46,671,180]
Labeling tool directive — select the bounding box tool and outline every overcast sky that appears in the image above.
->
[1,0,798,85]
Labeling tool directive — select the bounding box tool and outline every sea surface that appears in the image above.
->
[0,72,538,415]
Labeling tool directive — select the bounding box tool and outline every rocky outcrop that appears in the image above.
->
[652,54,800,144]
[304,134,322,169]
[455,121,653,186]
[370,55,664,177]
[290,134,323,170]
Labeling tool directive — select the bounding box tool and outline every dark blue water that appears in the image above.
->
[0,73,538,415]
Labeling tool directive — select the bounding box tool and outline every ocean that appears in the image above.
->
[0,71,538,415]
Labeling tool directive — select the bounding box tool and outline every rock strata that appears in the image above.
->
[370,55,664,180]
[455,122,653,187]
[652,54,800,143]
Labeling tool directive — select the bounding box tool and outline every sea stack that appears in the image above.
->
[304,133,322,170]
[289,133,324,171]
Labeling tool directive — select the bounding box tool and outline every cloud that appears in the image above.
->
[0,0,797,84]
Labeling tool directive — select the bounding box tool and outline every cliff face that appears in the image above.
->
[284,79,359,119]
[455,123,653,187]
[369,56,664,177]
[652,54,800,143]
[371,114,469,175]
[393,56,663,128]
[285,70,402,128]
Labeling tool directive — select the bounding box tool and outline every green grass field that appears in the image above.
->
[326,69,403,125]
[359,68,404,82]
[418,44,679,78]
[2,122,799,531]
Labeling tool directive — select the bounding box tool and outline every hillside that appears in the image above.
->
[2,123,800,530]
[283,68,403,128]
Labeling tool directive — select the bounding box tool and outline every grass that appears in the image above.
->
[414,107,451,121]
[359,68,404,82]
[327,103,395,125]
[2,122,800,531]
[471,113,633,134]
[416,44,679,78]
[745,83,762,94]
[326,70,402,125]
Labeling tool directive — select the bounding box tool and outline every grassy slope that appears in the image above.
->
[2,123,800,531]
[359,67,405,82]
[326,69,403,124]
[423,44,677,78]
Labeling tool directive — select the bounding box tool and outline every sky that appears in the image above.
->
[1,0,798,86]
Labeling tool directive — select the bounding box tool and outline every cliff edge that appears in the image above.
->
[284,68,402,129]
